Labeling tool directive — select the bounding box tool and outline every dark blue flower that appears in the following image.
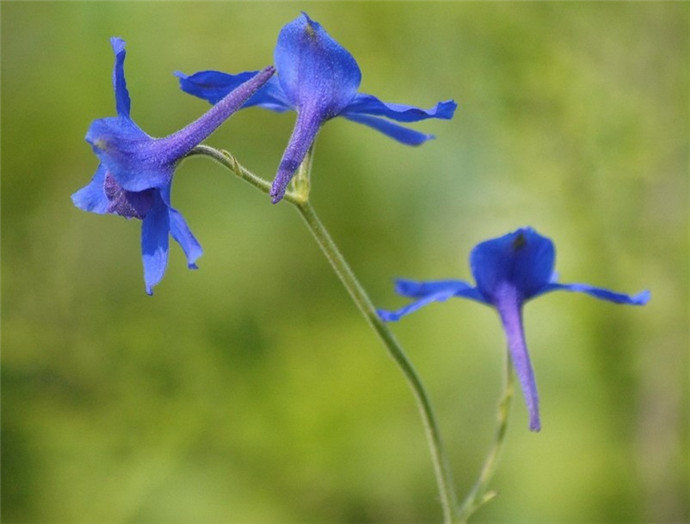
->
[378,227,650,431]
[176,13,457,203]
[72,38,275,294]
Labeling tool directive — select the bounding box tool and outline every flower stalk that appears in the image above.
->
[295,200,458,523]
[457,352,514,522]
[188,144,459,523]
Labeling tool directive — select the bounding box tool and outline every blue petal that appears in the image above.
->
[275,13,361,117]
[494,288,541,432]
[110,37,131,117]
[140,195,170,295]
[379,278,488,321]
[176,70,292,112]
[271,110,323,203]
[71,164,110,214]
[394,278,487,303]
[543,282,650,305]
[378,290,457,322]
[342,113,435,146]
[342,93,457,123]
[86,116,172,192]
[470,227,555,304]
[169,207,202,269]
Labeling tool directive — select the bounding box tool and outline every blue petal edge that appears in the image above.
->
[71,164,110,214]
[168,207,202,269]
[342,113,435,146]
[140,197,170,295]
[342,94,457,123]
[378,290,456,322]
[545,283,650,305]
[395,278,474,298]
[110,37,131,117]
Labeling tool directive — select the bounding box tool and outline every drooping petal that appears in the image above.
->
[494,284,541,432]
[394,278,487,303]
[176,70,292,111]
[140,195,170,295]
[168,207,202,269]
[271,109,323,203]
[71,164,110,214]
[342,93,457,123]
[342,113,436,146]
[471,227,555,304]
[275,12,361,117]
[543,282,651,305]
[110,37,131,117]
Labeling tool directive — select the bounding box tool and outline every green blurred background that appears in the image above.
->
[2,2,688,522]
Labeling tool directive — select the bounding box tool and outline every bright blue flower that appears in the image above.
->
[72,38,275,294]
[176,13,457,203]
[378,227,650,432]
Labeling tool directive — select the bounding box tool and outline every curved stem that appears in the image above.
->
[186,145,303,206]
[457,351,514,522]
[295,200,459,523]
[188,145,459,523]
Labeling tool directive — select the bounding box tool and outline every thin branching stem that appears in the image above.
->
[295,199,459,523]
[458,351,514,522]
[188,145,460,523]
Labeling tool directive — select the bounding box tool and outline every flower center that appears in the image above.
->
[104,173,154,219]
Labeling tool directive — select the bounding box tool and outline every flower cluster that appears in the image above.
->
[73,14,648,434]
[74,15,455,292]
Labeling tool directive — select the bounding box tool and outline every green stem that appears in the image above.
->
[188,145,459,523]
[457,351,514,522]
[295,200,458,523]
[186,145,303,206]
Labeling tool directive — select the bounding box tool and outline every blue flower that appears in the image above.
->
[378,227,650,431]
[72,37,275,294]
[177,13,457,203]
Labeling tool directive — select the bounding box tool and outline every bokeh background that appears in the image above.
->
[2,2,688,523]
